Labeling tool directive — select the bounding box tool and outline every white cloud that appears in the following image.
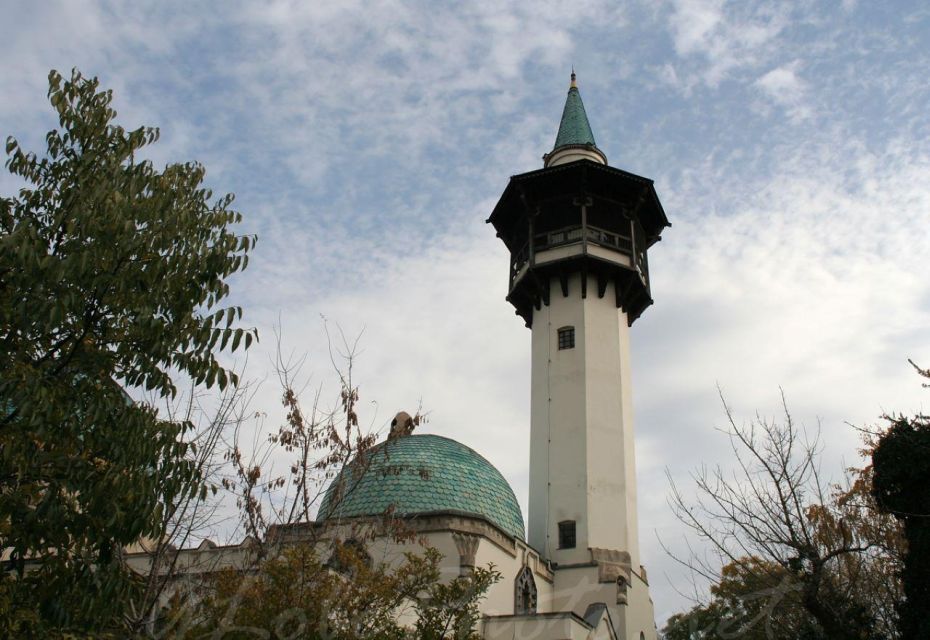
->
[666,0,790,87]
[754,61,811,120]
[226,0,627,190]
[755,63,804,102]
[669,0,725,56]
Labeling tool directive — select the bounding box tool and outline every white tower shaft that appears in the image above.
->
[528,271,640,569]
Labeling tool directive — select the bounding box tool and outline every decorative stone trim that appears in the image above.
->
[514,565,538,614]
[452,532,480,575]
[590,548,633,605]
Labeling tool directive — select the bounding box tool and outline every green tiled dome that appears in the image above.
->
[318,434,525,540]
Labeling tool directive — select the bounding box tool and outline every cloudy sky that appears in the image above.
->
[3,0,929,625]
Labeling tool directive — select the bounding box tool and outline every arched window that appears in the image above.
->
[514,565,537,615]
[329,538,371,574]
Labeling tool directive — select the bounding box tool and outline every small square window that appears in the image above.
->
[557,326,575,350]
[558,520,576,549]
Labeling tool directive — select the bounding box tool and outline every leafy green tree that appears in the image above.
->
[872,361,930,640]
[0,69,255,634]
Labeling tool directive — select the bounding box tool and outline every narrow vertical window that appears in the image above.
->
[514,566,537,614]
[557,326,575,350]
[558,520,576,549]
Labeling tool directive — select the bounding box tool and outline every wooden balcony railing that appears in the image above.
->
[509,223,648,291]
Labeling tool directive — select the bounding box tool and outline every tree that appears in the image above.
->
[222,325,383,559]
[663,557,821,640]
[0,69,256,634]
[173,542,498,640]
[152,328,500,639]
[414,559,500,640]
[871,361,930,640]
[665,391,903,639]
[123,380,257,636]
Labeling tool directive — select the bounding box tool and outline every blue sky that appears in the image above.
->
[3,0,929,625]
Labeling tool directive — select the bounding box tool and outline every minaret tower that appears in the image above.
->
[487,73,669,639]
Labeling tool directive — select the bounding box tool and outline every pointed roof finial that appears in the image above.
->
[553,71,595,150]
[544,70,607,167]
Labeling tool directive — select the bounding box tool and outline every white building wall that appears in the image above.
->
[529,273,641,569]
[622,572,658,640]
[126,511,652,638]
[323,519,554,619]
[529,272,589,565]
[484,613,615,640]
[583,278,640,570]
[551,565,614,615]
[473,535,553,616]
[550,564,656,640]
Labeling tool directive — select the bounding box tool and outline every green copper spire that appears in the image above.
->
[552,71,597,150]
